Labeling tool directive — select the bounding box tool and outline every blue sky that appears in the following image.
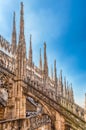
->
[0,0,86,107]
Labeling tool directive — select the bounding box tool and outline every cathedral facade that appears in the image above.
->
[0,2,86,130]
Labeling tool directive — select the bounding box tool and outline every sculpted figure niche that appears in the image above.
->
[0,75,8,106]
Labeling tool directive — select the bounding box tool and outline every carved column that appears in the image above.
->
[15,81,26,119]
[55,112,65,130]
[4,78,15,119]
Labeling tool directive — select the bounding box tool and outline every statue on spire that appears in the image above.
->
[70,83,74,102]
[54,60,58,96]
[43,42,48,79]
[58,69,63,96]
[12,12,16,54]
[54,60,57,84]
[63,77,66,98]
[51,65,53,80]
[39,48,42,70]
[28,34,33,67]
[19,2,24,42]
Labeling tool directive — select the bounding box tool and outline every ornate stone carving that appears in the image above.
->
[0,2,86,130]
[0,76,8,106]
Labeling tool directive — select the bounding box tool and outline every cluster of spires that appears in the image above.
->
[11,2,49,78]
[11,2,74,102]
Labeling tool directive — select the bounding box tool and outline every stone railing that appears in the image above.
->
[25,78,86,122]
[59,96,85,120]
[0,35,12,54]
[30,114,51,129]
[0,50,15,73]
[23,79,86,130]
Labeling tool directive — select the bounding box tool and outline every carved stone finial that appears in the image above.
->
[19,2,24,41]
